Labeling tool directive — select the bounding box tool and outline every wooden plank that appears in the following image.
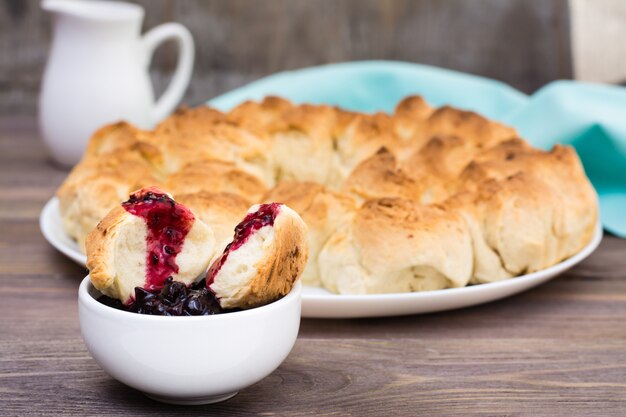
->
[0,0,573,114]
[0,338,625,416]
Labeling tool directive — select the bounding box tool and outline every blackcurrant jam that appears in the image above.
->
[97,278,233,316]
[122,187,195,291]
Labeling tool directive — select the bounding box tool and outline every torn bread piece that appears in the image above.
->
[86,187,215,304]
[207,203,308,309]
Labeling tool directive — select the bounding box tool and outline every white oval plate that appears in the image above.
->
[41,197,603,318]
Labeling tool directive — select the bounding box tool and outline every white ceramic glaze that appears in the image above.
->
[78,277,302,405]
[39,0,194,166]
[45,197,602,319]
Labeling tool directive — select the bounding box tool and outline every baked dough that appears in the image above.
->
[164,159,266,202]
[207,203,308,309]
[263,181,356,286]
[85,188,215,303]
[60,95,599,295]
[175,191,251,251]
[319,198,473,294]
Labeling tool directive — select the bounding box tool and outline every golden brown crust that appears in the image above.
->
[419,106,518,148]
[84,122,141,157]
[163,159,267,202]
[154,105,226,136]
[449,173,564,279]
[319,198,473,294]
[58,147,163,194]
[153,122,271,178]
[328,111,404,186]
[268,104,338,183]
[226,96,293,133]
[85,205,130,296]
[344,148,426,203]
[456,143,598,272]
[242,207,308,309]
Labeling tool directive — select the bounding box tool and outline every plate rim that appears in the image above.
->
[40,197,87,265]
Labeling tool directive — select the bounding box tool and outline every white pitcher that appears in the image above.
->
[39,0,194,166]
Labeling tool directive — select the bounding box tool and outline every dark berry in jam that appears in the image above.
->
[122,187,195,291]
[206,203,282,288]
[97,277,231,316]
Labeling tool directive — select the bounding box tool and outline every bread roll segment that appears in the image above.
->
[319,198,473,294]
[86,188,215,304]
[85,206,147,303]
[208,203,308,309]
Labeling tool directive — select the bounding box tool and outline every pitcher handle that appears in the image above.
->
[142,23,194,124]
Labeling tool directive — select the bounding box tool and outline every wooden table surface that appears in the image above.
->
[1,117,625,417]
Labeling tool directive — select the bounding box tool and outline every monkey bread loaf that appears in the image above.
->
[57,95,598,295]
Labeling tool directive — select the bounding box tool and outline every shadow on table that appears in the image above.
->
[99,373,315,416]
[298,263,604,341]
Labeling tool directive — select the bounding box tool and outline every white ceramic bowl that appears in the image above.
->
[78,276,302,405]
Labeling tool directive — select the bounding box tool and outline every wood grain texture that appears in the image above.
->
[0,0,572,114]
[0,117,625,416]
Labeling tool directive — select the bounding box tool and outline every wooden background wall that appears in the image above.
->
[0,0,574,115]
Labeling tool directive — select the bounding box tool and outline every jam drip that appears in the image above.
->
[206,203,282,288]
[122,187,195,292]
[98,278,228,316]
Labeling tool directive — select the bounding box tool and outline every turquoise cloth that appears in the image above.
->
[208,61,626,238]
